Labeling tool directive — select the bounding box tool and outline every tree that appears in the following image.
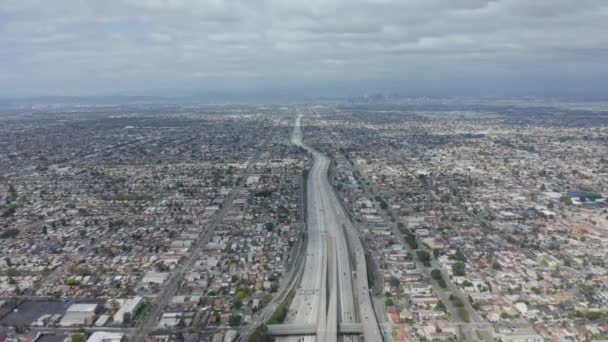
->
[578,283,596,302]
[435,300,446,311]
[71,334,85,342]
[5,267,18,277]
[229,314,242,326]
[455,250,467,263]
[0,228,19,239]
[267,304,288,324]
[123,312,132,324]
[8,184,16,197]
[404,233,418,249]
[384,298,394,306]
[560,195,573,205]
[431,269,443,281]
[379,201,388,210]
[64,277,80,286]
[417,250,431,267]
[449,294,464,308]
[255,190,272,198]
[452,262,466,276]
[249,325,270,342]
[584,311,603,320]
[1,204,17,218]
[235,290,247,300]
[229,313,243,325]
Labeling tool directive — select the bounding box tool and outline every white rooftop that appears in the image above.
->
[67,303,99,313]
[87,332,125,342]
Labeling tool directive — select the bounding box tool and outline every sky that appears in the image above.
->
[1,0,608,98]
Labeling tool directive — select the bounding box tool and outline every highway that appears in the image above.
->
[277,112,382,342]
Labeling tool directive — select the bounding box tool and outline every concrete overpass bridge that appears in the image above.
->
[267,323,363,336]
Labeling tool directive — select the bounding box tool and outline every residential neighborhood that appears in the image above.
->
[1,100,608,341]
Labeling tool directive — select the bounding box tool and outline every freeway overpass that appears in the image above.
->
[267,323,363,336]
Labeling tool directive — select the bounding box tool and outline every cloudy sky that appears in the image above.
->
[1,0,608,97]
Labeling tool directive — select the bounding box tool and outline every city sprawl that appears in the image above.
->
[1,100,608,342]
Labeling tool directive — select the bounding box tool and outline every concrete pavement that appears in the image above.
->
[276,112,382,342]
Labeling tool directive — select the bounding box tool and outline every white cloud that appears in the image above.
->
[148,32,173,43]
[0,0,607,95]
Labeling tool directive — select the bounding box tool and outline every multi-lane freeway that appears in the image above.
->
[277,112,383,342]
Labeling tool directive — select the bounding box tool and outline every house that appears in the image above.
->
[113,296,144,324]
[499,328,544,342]
[405,282,432,295]
[142,272,168,285]
[59,303,98,327]
[87,332,124,342]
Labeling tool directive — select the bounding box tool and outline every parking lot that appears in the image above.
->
[0,300,72,326]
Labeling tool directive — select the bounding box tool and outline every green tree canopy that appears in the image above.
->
[71,334,85,342]
[235,290,247,300]
[452,262,466,276]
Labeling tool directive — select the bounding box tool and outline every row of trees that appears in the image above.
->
[431,269,447,288]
